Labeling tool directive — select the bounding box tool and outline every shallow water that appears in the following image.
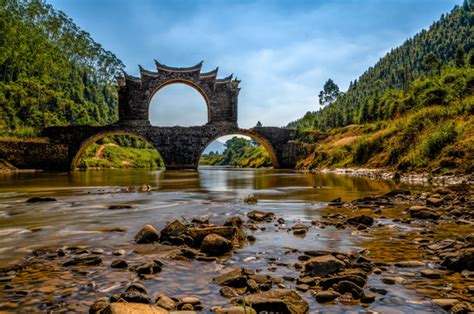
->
[0,168,470,312]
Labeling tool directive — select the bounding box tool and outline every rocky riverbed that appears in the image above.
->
[0,182,472,313]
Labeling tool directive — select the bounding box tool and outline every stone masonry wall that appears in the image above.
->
[41,124,303,170]
[0,140,69,170]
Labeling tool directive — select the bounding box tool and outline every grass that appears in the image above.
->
[78,137,164,169]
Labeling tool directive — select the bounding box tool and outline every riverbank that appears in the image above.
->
[312,167,473,186]
[295,105,474,177]
[0,169,472,313]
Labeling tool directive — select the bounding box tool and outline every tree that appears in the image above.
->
[423,53,441,75]
[255,121,262,127]
[455,45,465,67]
[318,79,341,106]
[468,51,474,67]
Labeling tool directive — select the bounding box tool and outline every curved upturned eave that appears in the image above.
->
[139,65,159,78]
[215,74,234,84]
[199,67,219,79]
[154,59,203,73]
[124,73,142,83]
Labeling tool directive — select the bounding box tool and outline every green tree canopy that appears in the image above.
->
[318,79,341,106]
[0,0,125,136]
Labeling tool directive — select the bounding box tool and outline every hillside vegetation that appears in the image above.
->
[0,0,124,137]
[200,137,272,168]
[298,66,473,173]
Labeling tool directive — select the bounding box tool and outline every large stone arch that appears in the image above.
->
[117,60,240,127]
[199,129,281,168]
[70,130,164,170]
[148,78,211,124]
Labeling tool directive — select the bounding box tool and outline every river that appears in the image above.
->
[0,168,471,312]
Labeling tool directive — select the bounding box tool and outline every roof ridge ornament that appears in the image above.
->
[154,59,203,73]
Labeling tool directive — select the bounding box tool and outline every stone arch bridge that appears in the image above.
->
[41,60,303,170]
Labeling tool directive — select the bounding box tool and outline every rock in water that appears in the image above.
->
[103,302,167,314]
[140,184,152,192]
[333,280,364,299]
[224,216,243,228]
[345,215,374,226]
[187,226,238,245]
[134,225,161,244]
[201,234,232,256]
[215,306,257,314]
[384,189,410,197]
[90,297,109,313]
[135,261,162,275]
[220,286,239,298]
[118,283,152,304]
[313,290,341,303]
[108,204,133,210]
[394,261,426,268]
[431,299,460,311]
[304,255,346,277]
[26,197,57,203]
[62,256,102,267]
[420,269,444,279]
[441,248,474,271]
[155,296,176,310]
[247,210,275,222]
[111,260,128,269]
[213,268,248,288]
[408,206,440,220]
[160,220,186,239]
[237,289,309,314]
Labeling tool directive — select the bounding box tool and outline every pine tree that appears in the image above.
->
[318,79,341,106]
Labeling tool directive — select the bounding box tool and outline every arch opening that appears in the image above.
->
[149,82,209,127]
[199,133,278,168]
[71,131,165,170]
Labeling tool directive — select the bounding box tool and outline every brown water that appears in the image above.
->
[0,168,470,312]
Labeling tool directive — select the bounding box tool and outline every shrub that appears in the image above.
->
[421,123,457,158]
[77,158,88,170]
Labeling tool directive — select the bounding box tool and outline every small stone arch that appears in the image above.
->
[200,129,280,168]
[70,130,163,170]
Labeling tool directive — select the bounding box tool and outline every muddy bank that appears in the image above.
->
[0,159,42,174]
[0,184,472,313]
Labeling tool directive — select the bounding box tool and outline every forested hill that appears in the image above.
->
[289,0,473,131]
[0,0,124,137]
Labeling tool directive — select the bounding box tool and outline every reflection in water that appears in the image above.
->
[0,168,396,263]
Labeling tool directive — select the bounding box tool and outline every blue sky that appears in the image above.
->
[48,0,460,128]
